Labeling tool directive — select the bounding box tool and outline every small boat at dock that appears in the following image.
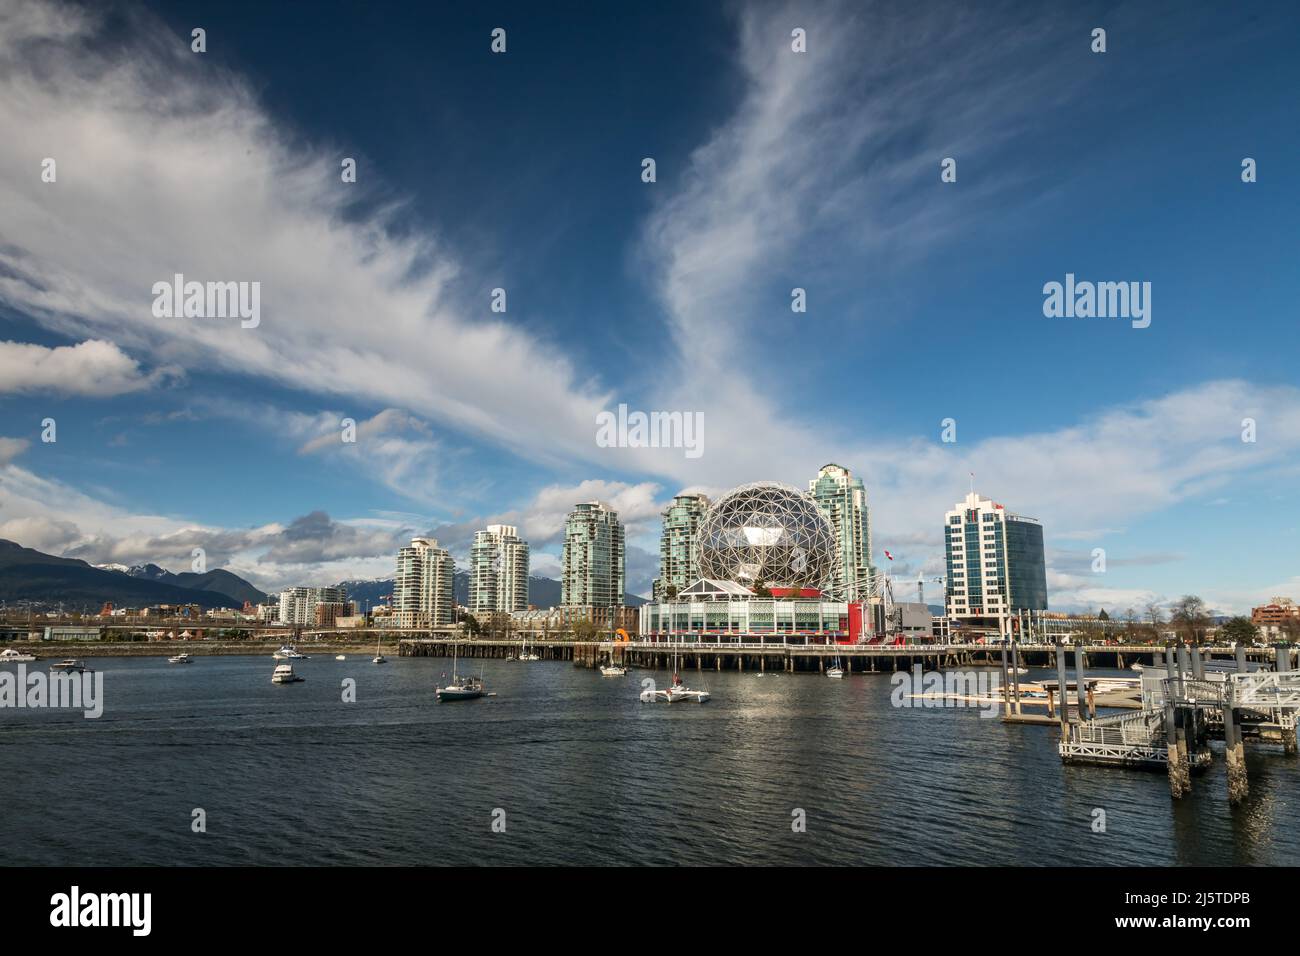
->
[0,647,37,663]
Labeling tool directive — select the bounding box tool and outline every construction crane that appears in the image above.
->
[917,576,947,607]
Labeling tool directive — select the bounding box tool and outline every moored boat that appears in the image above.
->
[0,647,37,663]
[271,663,304,684]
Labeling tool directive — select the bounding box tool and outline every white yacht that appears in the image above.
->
[335,654,347,661]
[271,663,304,684]
[600,664,627,677]
[272,645,307,660]
[50,659,89,673]
[167,653,192,664]
[0,647,37,663]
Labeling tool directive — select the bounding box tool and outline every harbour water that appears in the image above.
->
[1,656,1296,866]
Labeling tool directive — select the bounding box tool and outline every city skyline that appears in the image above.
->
[1,0,1298,615]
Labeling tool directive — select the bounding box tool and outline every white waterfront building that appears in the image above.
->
[468,524,530,613]
[944,491,1048,638]
[392,537,456,628]
[278,586,347,626]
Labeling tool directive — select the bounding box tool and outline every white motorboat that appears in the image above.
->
[49,659,89,673]
[335,654,346,661]
[436,642,484,701]
[0,647,37,663]
[600,664,627,677]
[273,645,307,660]
[167,653,192,664]
[271,663,304,684]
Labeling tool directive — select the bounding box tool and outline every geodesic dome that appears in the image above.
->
[694,482,841,592]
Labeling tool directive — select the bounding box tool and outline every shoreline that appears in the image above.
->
[0,641,402,659]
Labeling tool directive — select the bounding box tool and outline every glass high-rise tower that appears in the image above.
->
[808,463,873,600]
[943,492,1047,633]
[653,493,710,600]
[560,501,625,614]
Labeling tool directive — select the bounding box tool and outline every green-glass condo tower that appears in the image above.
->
[653,493,710,601]
[808,463,874,600]
[560,501,625,614]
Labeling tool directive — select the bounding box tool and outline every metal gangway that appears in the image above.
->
[1061,660,1300,787]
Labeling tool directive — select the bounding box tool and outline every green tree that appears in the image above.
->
[751,578,772,597]
[1220,616,1258,646]
[1170,595,1209,647]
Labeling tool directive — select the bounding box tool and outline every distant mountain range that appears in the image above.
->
[96,562,268,605]
[0,539,645,613]
[0,540,267,610]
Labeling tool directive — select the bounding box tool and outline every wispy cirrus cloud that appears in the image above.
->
[0,0,611,474]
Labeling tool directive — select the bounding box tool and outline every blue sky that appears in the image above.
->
[0,0,1297,611]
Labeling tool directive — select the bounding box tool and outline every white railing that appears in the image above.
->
[1068,709,1164,747]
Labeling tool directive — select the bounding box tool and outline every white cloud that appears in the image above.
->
[0,0,612,473]
[0,436,30,465]
[0,339,172,396]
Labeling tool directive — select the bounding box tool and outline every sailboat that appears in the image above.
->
[518,632,539,662]
[826,648,845,678]
[372,635,387,664]
[641,645,709,703]
[436,642,484,701]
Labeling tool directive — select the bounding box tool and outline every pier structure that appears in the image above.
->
[1058,641,1300,803]
[393,637,1274,672]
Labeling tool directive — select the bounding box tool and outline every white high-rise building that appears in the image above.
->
[468,524,530,613]
[944,492,1047,636]
[278,586,347,626]
[392,537,456,628]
